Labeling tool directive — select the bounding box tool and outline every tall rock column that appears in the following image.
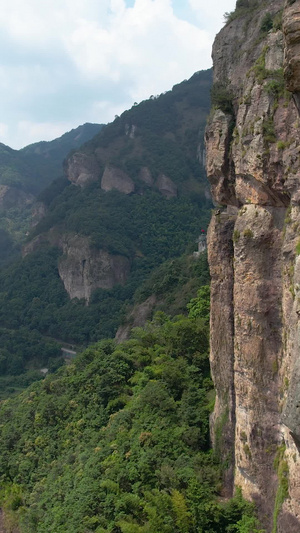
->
[206,1,300,530]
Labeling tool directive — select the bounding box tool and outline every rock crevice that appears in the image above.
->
[206,1,300,530]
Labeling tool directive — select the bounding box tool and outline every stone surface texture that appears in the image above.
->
[155,173,177,198]
[206,1,300,530]
[58,234,130,302]
[0,186,34,210]
[101,165,135,194]
[115,294,157,342]
[65,152,101,187]
[23,232,130,303]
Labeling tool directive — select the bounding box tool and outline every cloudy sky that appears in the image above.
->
[0,0,236,149]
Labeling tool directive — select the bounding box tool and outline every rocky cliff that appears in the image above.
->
[23,231,131,303]
[57,234,130,302]
[206,1,300,531]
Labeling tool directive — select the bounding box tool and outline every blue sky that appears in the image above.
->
[0,0,236,149]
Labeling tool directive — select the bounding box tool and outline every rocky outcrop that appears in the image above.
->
[0,186,34,210]
[101,166,135,194]
[155,174,177,198]
[138,167,154,186]
[31,201,47,227]
[283,0,300,94]
[23,232,130,302]
[206,1,300,530]
[115,294,157,342]
[58,235,130,302]
[65,152,101,187]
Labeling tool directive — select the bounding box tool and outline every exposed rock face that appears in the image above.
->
[115,294,157,342]
[31,201,47,227]
[0,186,34,210]
[65,152,101,187]
[23,232,130,302]
[58,235,130,302]
[283,0,300,94]
[22,234,48,256]
[101,165,135,194]
[155,174,177,198]
[138,167,154,186]
[206,1,300,530]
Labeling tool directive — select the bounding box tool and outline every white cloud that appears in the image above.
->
[13,121,77,149]
[188,0,237,31]
[65,0,212,99]
[0,0,233,148]
[0,123,8,140]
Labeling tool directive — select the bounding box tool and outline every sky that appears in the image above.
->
[0,0,236,149]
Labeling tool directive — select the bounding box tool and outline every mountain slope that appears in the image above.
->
[20,123,104,193]
[0,123,104,265]
[0,296,264,533]
[0,69,212,349]
[0,123,104,195]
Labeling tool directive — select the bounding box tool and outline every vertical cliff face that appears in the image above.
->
[206,1,300,530]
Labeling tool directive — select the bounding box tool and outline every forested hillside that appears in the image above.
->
[0,290,263,532]
[0,69,213,392]
[0,123,103,267]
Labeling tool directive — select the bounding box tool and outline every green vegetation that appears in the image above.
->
[265,74,285,99]
[0,124,104,254]
[233,230,241,243]
[223,0,261,25]
[260,13,273,33]
[277,140,290,151]
[252,47,269,83]
[0,326,61,377]
[31,186,210,260]
[0,292,264,532]
[134,252,210,316]
[210,82,233,114]
[0,69,213,389]
[251,50,290,109]
[262,117,276,144]
[272,445,289,533]
[243,229,254,239]
[0,191,210,347]
[0,124,103,196]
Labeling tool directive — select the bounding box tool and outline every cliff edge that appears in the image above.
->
[206,1,300,531]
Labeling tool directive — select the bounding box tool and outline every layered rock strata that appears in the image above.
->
[206,1,300,530]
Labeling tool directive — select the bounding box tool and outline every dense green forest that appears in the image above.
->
[0,123,103,265]
[0,69,213,391]
[0,195,210,344]
[80,69,212,193]
[0,66,266,533]
[0,290,264,532]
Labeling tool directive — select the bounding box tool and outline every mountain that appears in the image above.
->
[2,0,297,529]
[206,0,300,530]
[0,68,213,389]
[0,123,104,195]
[0,123,104,263]
[20,123,105,193]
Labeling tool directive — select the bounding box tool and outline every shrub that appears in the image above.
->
[260,13,273,33]
[262,117,276,143]
[211,82,234,114]
[243,229,254,239]
[233,230,240,243]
